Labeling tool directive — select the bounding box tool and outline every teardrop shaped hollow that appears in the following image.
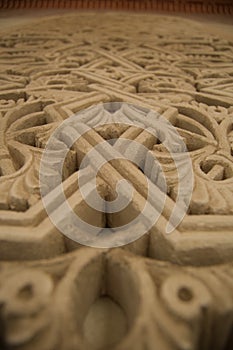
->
[84,296,127,350]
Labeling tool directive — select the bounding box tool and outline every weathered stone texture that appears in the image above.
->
[0,13,232,350]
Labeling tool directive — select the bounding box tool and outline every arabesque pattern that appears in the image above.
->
[0,13,232,350]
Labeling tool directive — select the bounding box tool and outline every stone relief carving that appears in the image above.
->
[0,13,232,350]
[0,249,233,350]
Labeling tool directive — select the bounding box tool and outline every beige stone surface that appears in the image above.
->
[0,11,233,350]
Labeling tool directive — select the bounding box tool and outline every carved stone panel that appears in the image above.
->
[0,13,232,350]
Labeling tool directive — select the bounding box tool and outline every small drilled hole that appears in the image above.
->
[178,287,193,302]
[18,284,34,300]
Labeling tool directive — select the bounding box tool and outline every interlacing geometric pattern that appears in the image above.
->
[0,13,232,350]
